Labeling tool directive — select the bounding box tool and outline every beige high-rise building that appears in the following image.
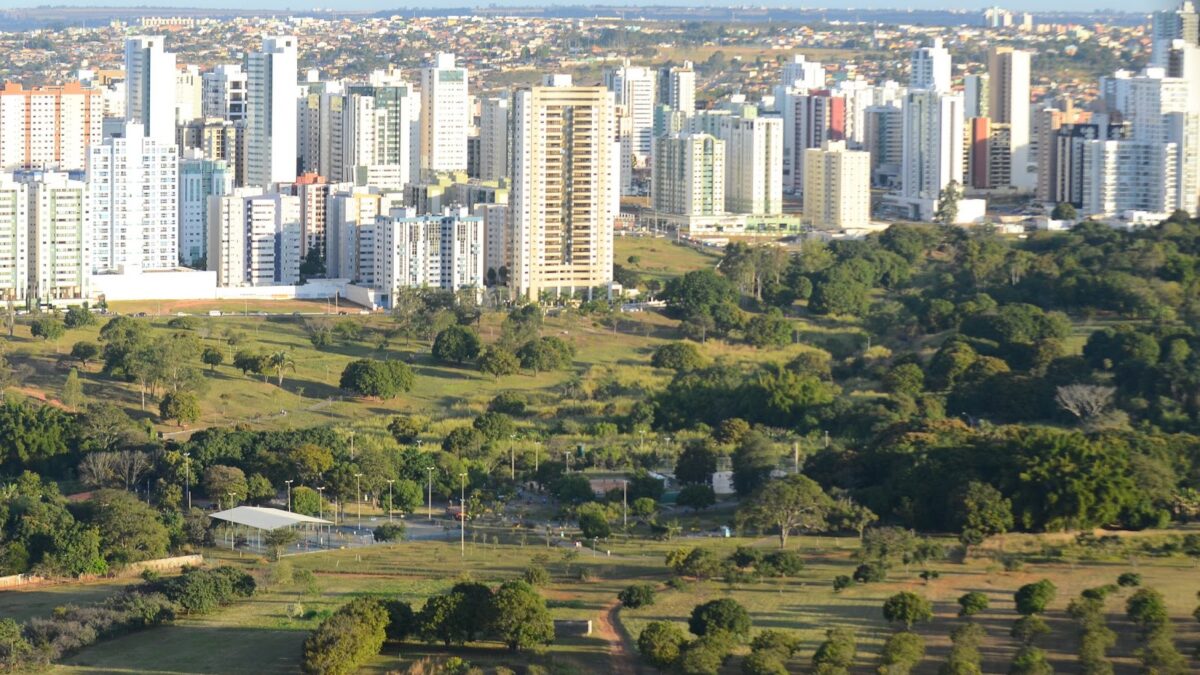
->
[0,174,29,302]
[510,79,617,299]
[0,82,104,171]
[803,140,870,229]
[28,172,90,303]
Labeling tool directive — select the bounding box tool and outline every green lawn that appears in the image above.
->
[42,535,1200,674]
[614,235,721,285]
[0,578,142,623]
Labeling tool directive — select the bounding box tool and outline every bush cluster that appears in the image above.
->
[302,597,389,675]
[2,566,253,669]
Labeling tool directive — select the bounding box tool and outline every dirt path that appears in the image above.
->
[594,597,639,675]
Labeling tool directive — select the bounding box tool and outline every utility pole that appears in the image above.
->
[426,467,435,521]
[459,472,467,557]
[510,434,516,480]
[183,451,191,511]
[622,479,628,531]
[285,479,293,511]
[354,473,363,532]
[534,441,540,472]
[316,487,325,521]
[349,431,356,460]
[386,479,395,522]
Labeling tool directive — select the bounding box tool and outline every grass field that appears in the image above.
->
[614,235,721,286]
[0,578,142,623]
[42,534,1200,674]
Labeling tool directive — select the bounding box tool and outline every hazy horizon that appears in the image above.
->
[0,0,1172,14]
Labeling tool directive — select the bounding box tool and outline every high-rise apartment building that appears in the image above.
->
[659,62,696,114]
[479,97,509,181]
[781,89,846,193]
[175,65,202,126]
[0,83,103,172]
[781,54,826,90]
[419,53,469,175]
[202,64,248,122]
[371,207,484,305]
[0,174,28,302]
[864,104,903,188]
[987,47,1034,189]
[911,39,952,93]
[247,36,299,187]
[1082,140,1178,217]
[605,59,657,167]
[124,36,177,145]
[964,74,990,119]
[652,132,725,218]
[345,71,420,189]
[179,149,233,266]
[207,188,301,286]
[715,115,783,215]
[87,122,178,273]
[510,80,617,299]
[803,140,871,229]
[177,117,244,187]
[899,90,966,220]
[27,172,90,303]
[1151,1,1199,66]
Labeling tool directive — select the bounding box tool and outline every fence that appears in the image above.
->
[0,554,203,590]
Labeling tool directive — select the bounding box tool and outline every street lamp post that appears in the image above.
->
[623,479,628,531]
[386,479,395,522]
[349,430,356,460]
[316,486,326,544]
[458,473,467,557]
[426,467,435,521]
[509,434,516,480]
[183,451,191,511]
[354,473,363,533]
[534,441,540,472]
[284,479,293,512]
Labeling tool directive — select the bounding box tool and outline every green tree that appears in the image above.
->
[618,583,656,609]
[878,631,925,675]
[934,180,962,225]
[958,592,989,617]
[1011,615,1050,645]
[689,598,751,638]
[292,486,325,517]
[662,269,738,319]
[731,431,778,496]
[956,481,1014,547]
[882,592,933,629]
[78,489,170,566]
[638,621,687,670]
[268,350,295,387]
[204,465,248,507]
[1125,588,1169,635]
[70,341,100,365]
[1050,203,1077,221]
[31,317,66,343]
[63,306,96,329]
[490,580,554,651]
[677,484,716,510]
[737,474,833,549]
[263,528,299,561]
[651,342,705,371]
[812,627,856,675]
[1009,646,1053,675]
[1015,580,1057,616]
[61,368,84,410]
[883,363,925,396]
[339,359,415,399]
[478,346,520,378]
[432,325,482,363]
[201,346,224,371]
[160,391,201,426]
[578,502,612,539]
[675,440,718,485]
[744,309,792,348]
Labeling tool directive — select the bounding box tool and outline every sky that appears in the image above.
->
[0,1,1168,11]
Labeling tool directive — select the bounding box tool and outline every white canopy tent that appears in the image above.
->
[209,506,332,552]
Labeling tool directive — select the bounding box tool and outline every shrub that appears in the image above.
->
[676,632,733,675]
[688,598,750,638]
[853,562,886,583]
[339,359,415,399]
[1010,615,1050,645]
[1014,579,1057,615]
[523,565,550,587]
[759,551,804,577]
[833,575,853,592]
[882,592,933,629]
[957,592,989,617]
[487,392,528,416]
[490,581,553,652]
[878,631,925,675]
[730,546,764,569]
[741,650,788,675]
[301,597,389,675]
[618,584,657,609]
[1117,572,1141,587]
[812,627,856,675]
[638,621,687,670]
[749,630,801,660]
[1125,588,1169,635]
[384,600,415,642]
[1009,645,1053,675]
[372,523,406,542]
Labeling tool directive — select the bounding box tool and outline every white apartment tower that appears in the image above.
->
[510,80,617,299]
[900,90,965,216]
[419,53,469,175]
[0,83,103,171]
[344,71,420,189]
[207,189,301,286]
[479,97,510,181]
[988,47,1034,189]
[87,122,179,273]
[781,54,826,90]
[660,62,697,114]
[124,36,178,145]
[0,174,28,302]
[652,132,725,217]
[372,207,485,303]
[1082,140,1178,217]
[202,64,248,122]
[715,115,784,215]
[247,36,299,187]
[1151,1,1200,66]
[605,60,657,161]
[911,39,953,94]
[26,173,90,303]
[803,140,871,229]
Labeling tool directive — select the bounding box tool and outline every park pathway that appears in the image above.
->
[594,597,639,675]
